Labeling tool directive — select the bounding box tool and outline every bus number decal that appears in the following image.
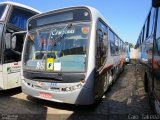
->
[36,61,45,70]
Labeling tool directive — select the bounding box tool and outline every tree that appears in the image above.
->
[130,43,134,48]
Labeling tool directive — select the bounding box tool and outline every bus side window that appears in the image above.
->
[103,32,108,56]
[9,7,36,30]
[96,28,104,69]
[96,20,108,70]
[4,29,14,49]
[115,36,119,55]
[0,24,3,62]
[96,29,103,60]
[148,8,155,37]
[156,8,160,54]
[4,30,25,63]
[5,33,12,49]
[109,30,115,55]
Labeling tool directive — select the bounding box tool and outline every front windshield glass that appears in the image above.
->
[23,23,90,72]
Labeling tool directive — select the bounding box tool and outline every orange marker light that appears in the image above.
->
[82,27,89,34]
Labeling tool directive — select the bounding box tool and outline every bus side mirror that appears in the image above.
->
[152,0,160,7]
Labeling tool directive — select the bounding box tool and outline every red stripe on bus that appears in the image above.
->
[96,64,114,77]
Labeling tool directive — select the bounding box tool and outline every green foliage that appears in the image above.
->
[130,43,134,48]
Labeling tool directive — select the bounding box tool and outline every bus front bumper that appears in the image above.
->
[21,79,94,105]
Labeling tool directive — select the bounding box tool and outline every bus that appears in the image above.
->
[135,0,160,114]
[0,1,40,90]
[21,6,126,105]
[125,42,130,64]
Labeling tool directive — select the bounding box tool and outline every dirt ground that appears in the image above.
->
[0,64,153,120]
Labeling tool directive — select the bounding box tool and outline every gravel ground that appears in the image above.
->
[0,64,153,120]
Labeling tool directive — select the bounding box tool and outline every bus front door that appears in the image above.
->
[2,32,25,89]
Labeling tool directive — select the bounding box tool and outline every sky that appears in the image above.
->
[1,0,152,44]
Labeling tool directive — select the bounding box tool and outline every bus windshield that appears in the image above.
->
[23,23,90,72]
[0,5,6,21]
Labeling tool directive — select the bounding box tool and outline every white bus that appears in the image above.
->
[21,6,126,105]
[0,1,40,90]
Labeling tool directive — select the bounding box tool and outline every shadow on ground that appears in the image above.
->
[0,64,152,120]
[0,88,47,120]
[27,64,153,120]
[67,65,153,120]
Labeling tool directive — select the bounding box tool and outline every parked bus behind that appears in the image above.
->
[135,0,160,114]
[0,1,40,90]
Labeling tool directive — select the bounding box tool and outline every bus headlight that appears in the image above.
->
[73,86,78,90]
[66,87,71,91]
[63,83,82,91]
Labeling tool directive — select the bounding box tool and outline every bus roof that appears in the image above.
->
[27,6,123,41]
[0,1,41,13]
[28,6,106,26]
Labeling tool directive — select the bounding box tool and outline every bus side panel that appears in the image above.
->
[153,34,160,107]
[2,62,21,89]
[143,37,153,89]
[154,48,160,108]
[0,65,4,90]
[94,41,115,99]
[113,55,121,76]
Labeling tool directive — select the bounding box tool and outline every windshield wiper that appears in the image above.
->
[49,23,73,55]
[53,23,72,46]
[36,24,73,65]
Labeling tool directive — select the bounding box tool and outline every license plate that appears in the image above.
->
[39,92,52,99]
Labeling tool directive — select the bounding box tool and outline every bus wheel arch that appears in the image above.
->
[108,69,114,85]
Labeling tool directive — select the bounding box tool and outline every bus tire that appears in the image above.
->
[108,70,113,85]
[146,77,160,114]
[148,92,160,114]
[154,99,160,114]
[148,78,160,114]
[103,73,108,92]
